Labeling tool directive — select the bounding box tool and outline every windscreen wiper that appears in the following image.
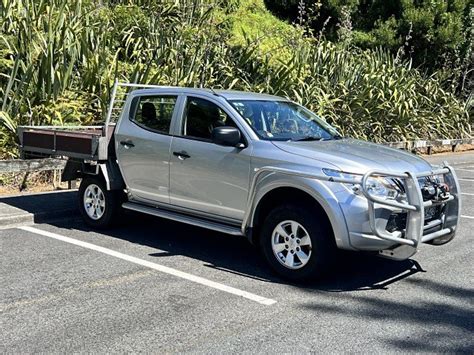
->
[292,136,324,142]
[320,134,344,141]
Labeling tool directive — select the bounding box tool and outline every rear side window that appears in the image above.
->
[131,96,177,134]
[182,97,237,141]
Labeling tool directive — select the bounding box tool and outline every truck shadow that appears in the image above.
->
[50,210,426,293]
[1,190,77,223]
[299,279,474,353]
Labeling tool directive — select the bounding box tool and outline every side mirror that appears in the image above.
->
[211,126,243,147]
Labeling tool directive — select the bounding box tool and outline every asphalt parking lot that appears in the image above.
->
[1,152,473,353]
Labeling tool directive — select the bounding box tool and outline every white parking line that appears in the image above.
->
[455,168,474,172]
[457,165,474,169]
[461,215,474,220]
[18,226,277,306]
[458,178,474,182]
[461,192,474,196]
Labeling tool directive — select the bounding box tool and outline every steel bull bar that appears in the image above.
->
[243,163,460,249]
[360,164,460,247]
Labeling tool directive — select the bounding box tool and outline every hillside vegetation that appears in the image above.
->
[267,1,473,74]
[0,0,471,158]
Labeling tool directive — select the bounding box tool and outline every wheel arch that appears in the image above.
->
[249,180,350,249]
[62,159,125,191]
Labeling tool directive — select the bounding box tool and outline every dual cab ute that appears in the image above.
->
[18,82,461,281]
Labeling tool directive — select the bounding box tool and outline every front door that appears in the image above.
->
[169,96,251,221]
[115,94,178,204]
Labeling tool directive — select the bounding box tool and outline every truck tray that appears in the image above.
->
[18,125,113,160]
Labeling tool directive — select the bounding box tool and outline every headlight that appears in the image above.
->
[365,176,400,200]
[323,168,404,201]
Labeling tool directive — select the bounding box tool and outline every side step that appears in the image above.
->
[122,202,244,236]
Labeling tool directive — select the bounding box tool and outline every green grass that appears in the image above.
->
[225,0,301,62]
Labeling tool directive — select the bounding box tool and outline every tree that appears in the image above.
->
[264,0,472,72]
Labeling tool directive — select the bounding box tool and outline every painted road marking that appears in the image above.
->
[461,192,474,196]
[458,178,474,182]
[19,226,277,306]
[456,165,474,169]
[454,168,474,172]
[452,162,474,166]
[461,215,474,220]
[444,159,474,165]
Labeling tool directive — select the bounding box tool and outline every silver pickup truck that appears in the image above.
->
[18,82,461,281]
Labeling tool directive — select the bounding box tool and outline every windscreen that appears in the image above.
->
[229,100,339,141]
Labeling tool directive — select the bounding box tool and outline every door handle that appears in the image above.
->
[120,140,135,149]
[173,151,191,160]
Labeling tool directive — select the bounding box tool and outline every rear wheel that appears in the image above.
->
[79,176,121,228]
[260,204,336,281]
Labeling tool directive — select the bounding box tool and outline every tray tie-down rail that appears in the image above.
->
[242,163,460,247]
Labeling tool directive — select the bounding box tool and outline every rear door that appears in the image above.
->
[169,96,252,221]
[115,94,179,204]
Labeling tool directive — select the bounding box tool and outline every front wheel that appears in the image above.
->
[260,204,336,282]
[78,176,121,228]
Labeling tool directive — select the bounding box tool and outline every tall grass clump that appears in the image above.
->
[283,40,471,142]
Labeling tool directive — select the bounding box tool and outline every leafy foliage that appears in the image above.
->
[0,0,471,158]
[264,1,473,73]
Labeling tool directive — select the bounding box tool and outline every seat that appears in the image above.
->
[242,103,263,131]
[186,104,207,138]
[186,102,222,139]
[141,102,157,128]
[207,105,224,130]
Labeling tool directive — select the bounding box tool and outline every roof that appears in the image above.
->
[215,89,287,101]
[129,87,288,102]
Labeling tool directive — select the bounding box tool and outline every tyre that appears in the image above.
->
[260,203,336,282]
[78,176,121,228]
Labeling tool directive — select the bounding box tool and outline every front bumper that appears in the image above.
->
[341,163,460,258]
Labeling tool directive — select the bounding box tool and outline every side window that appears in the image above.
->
[182,97,237,140]
[132,96,177,134]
